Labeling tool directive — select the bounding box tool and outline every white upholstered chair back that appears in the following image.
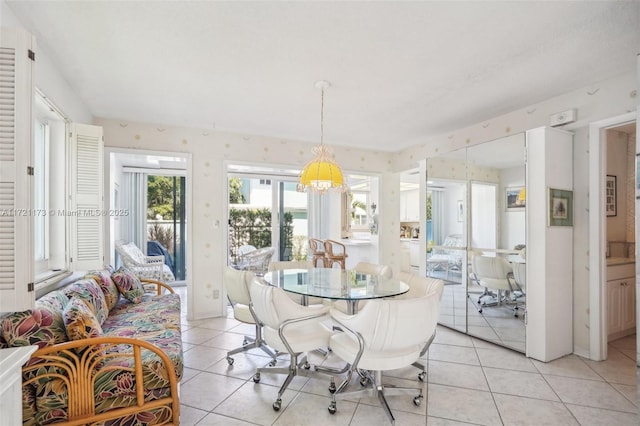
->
[249,279,331,353]
[471,255,513,292]
[512,262,526,290]
[225,267,258,325]
[396,271,444,300]
[333,280,443,354]
[353,262,392,279]
[225,267,254,307]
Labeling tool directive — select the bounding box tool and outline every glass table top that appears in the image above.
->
[262,268,409,301]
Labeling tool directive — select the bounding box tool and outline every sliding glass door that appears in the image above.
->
[228,174,308,266]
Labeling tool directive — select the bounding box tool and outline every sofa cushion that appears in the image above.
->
[85,269,120,311]
[28,293,183,425]
[111,267,144,304]
[1,291,68,350]
[63,278,110,325]
[63,298,103,341]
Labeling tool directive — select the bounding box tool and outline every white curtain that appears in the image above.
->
[431,190,444,244]
[122,172,147,251]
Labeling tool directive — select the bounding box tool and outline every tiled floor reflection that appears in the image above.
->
[174,286,638,425]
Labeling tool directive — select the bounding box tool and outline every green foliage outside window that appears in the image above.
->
[147,175,181,220]
[228,208,294,263]
[229,177,245,203]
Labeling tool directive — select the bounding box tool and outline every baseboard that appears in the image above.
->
[572,345,590,359]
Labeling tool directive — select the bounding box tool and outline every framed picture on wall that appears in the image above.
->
[505,186,526,211]
[606,175,617,216]
[548,188,573,226]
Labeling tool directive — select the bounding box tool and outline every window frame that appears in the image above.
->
[33,90,70,287]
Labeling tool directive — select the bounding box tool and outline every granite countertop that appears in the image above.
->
[607,257,635,266]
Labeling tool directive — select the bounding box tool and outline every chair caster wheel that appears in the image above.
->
[272,399,282,411]
[418,371,426,382]
[328,402,337,414]
[242,339,249,346]
[413,395,423,406]
[478,308,483,314]
[328,382,336,394]
[359,377,369,386]
[226,357,234,365]
[252,373,260,383]
[303,362,311,370]
[269,359,277,367]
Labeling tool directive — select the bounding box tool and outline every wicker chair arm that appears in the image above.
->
[22,336,180,426]
[141,278,176,295]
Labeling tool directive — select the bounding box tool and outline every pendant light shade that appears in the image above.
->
[298,80,346,194]
[299,145,344,192]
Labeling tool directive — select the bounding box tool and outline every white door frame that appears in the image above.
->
[104,147,193,314]
[588,111,636,361]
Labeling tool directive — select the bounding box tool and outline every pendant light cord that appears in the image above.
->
[320,87,324,146]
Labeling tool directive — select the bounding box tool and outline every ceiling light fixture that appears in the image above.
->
[298,80,346,194]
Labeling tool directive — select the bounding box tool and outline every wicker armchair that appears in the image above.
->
[115,240,176,282]
[236,246,275,275]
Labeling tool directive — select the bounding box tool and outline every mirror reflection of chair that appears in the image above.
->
[224,267,277,365]
[428,234,464,280]
[249,279,335,411]
[327,279,444,424]
[323,239,348,269]
[115,240,176,282]
[308,238,327,267]
[509,262,526,318]
[471,254,517,315]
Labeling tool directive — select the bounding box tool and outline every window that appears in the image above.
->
[34,91,69,283]
[259,179,271,185]
[350,192,369,228]
[33,117,49,265]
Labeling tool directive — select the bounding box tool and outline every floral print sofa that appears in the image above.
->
[0,267,183,425]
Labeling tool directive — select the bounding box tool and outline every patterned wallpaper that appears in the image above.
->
[97,118,394,319]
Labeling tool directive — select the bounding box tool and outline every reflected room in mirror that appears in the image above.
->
[426,133,526,352]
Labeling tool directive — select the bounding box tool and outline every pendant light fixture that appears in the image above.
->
[298,80,346,193]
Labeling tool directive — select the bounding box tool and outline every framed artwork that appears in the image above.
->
[606,175,617,216]
[457,200,463,222]
[505,186,526,211]
[548,188,573,226]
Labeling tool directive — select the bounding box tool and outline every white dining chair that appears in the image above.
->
[224,267,277,365]
[327,278,444,424]
[249,279,335,411]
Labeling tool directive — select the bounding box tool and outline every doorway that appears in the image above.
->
[106,149,192,287]
[589,112,637,361]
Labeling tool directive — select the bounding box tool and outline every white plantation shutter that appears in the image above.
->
[70,123,103,271]
[0,29,35,312]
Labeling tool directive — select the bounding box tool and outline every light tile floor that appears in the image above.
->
[174,287,638,425]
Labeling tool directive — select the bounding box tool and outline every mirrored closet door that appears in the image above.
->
[426,133,526,352]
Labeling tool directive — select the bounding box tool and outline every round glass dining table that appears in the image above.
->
[262,268,410,314]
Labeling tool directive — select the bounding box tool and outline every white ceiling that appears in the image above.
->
[6,1,639,152]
